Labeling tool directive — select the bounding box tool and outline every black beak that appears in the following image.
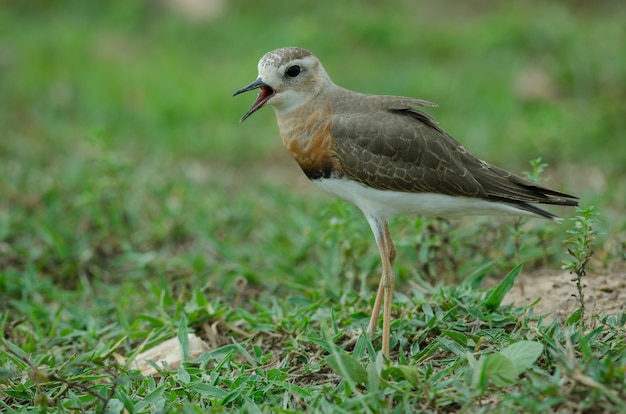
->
[233,78,264,97]
[233,78,275,122]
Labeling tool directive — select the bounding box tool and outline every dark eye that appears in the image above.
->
[285,65,301,78]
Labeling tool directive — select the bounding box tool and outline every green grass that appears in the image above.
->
[1,1,626,412]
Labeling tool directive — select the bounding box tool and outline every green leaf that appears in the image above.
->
[394,365,421,386]
[324,352,368,384]
[3,341,30,370]
[578,333,592,361]
[177,315,189,362]
[188,383,228,399]
[177,365,190,384]
[463,261,494,290]
[106,398,125,413]
[469,354,488,390]
[565,309,582,326]
[500,341,544,374]
[484,354,517,387]
[437,337,468,356]
[134,385,167,412]
[367,352,385,393]
[222,388,242,406]
[244,398,264,414]
[484,263,523,311]
[441,330,468,348]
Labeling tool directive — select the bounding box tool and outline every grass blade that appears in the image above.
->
[484,263,523,311]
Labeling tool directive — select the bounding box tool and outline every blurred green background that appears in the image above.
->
[1,0,624,295]
[2,1,625,165]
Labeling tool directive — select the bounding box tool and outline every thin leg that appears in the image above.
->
[367,223,396,336]
[379,226,395,357]
[367,277,384,336]
[385,222,397,266]
[365,216,396,357]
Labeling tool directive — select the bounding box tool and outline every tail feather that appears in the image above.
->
[489,186,579,221]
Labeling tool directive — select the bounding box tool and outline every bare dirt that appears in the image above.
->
[502,269,626,322]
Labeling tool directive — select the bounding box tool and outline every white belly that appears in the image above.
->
[313,177,536,220]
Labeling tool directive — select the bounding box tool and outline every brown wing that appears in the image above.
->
[331,104,577,216]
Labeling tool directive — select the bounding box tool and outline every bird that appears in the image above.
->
[233,47,578,357]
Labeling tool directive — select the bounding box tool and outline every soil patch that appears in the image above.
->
[502,269,626,322]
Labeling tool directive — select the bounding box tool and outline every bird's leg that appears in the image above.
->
[385,221,397,265]
[366,217,396,357]
[367,222,396,335]
[380,222,396,357]
[367,277,384,337]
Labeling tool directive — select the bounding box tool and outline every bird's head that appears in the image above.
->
[233,47,331,122]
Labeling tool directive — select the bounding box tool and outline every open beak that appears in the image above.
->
[233,78,275,122]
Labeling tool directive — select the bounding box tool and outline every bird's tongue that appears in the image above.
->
[238,85,275,122]
[250,86,274,112]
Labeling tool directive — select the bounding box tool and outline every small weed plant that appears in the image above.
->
[561,206,600,330]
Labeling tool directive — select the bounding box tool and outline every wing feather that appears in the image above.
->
[331,104,577,215]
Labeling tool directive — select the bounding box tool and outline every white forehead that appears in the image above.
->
[257,47,316,71]
[258,50,287,68]
[258,54,317,74]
